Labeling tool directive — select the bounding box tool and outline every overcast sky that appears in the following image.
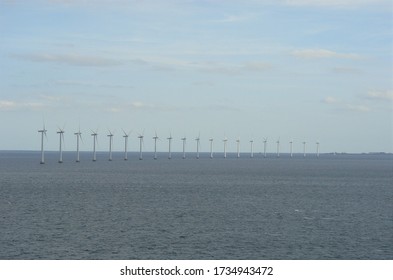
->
[0,0,392,153]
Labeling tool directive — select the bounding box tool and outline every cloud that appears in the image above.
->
[332,67,362,74]
[323,96,371,113]
[0,100,15,110]
[0,99,45,111]
[127,55,273,75]
[366,90,393,101]
[322,96,339,104]
[54,80,133,89]
[211,14,253,23]
[12,53,123,67]
[345,104,371,112]
[242,62,273,72]
[282,0,390,8]
[102,101,179,113]
[292,49,361,59]
[189,61,272,75]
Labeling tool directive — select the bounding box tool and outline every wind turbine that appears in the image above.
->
[250,139,254,158]
[107,130,114,161]
[303,141,307,158]
[276,138,280,158]
[263,138,268,158]
[195,134,201,159]
[138,132,144,160]
[74,128,82,163]
[289,140,293,158]
[153,131,159,160]
[57,127,65,163]
[122,129,130,161]
[91,130,98,161]
[316,141,320,158]
[236,138,240,158]
[209,138,214,159]
[38,124,47,164]
[167,133,173,159]
[223,137,228,158]
[181,136,187,159]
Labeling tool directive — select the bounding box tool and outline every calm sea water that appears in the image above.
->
[0,151,392,260]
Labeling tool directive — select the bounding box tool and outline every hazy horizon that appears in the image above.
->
[1,0,392,153]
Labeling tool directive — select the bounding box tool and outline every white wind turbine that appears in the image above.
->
[122,129,131,161]
[223,136,228,158]
[107,130,114,161]
[263,138,268,158]
[209,138,214,159]
[74,128,82,163]
[153,131,159,160]
[195,134,201,159]
[167,133,173,159]
[138,132,144,160]
[250,139,254,158]
[181,136,187,159]
[38,124,47,164]
[289,140,293,158]
[303,141,307,158]
[276,138,280,158]
[91,130,98,162]
[316,141,320,158]
[236,138,240,158]
[57,127,65,163]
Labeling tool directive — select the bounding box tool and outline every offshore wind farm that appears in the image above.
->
[36,124,326,164]
[0,0,392,265]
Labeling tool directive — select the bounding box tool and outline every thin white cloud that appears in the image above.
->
[12,53,123,67]
[283,0,390,8]
[323,96,371,113]
[322,96,339,104]
[366,90,393,101]
[211,14,253,23]
[0,99,45,111]
[332,67,362,74]
[102,101,179,113]
[346,104,371,112]
[0,100,15,110]
[54,80,133,89]
[292,49,361,59]
[186,61,273,75]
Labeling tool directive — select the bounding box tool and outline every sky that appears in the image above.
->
[0,0,392,154]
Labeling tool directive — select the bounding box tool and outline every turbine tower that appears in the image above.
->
[181,136,187,159]
[107,130,114,161]
[316,141,320,158]
[263,138,268,158]
[195,134,200,159]
[74,129,82,163]
[303,141,307,158]
[276,138,280,158]
[153,132,159,160]
[138,133,144,160]
[209,138,214,159]
[223,137,228,158]
[167,133,173,159]
[236,138,240,158]
[91,130,98,162]
[38,124,47,164]
[289,140,293,158]
[250,140,254,158]
[57,127,65,163]
[122,129,130,161]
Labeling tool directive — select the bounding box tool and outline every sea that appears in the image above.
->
[0,151,392,260]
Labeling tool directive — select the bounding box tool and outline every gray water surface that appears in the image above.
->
[0,151,392,259]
